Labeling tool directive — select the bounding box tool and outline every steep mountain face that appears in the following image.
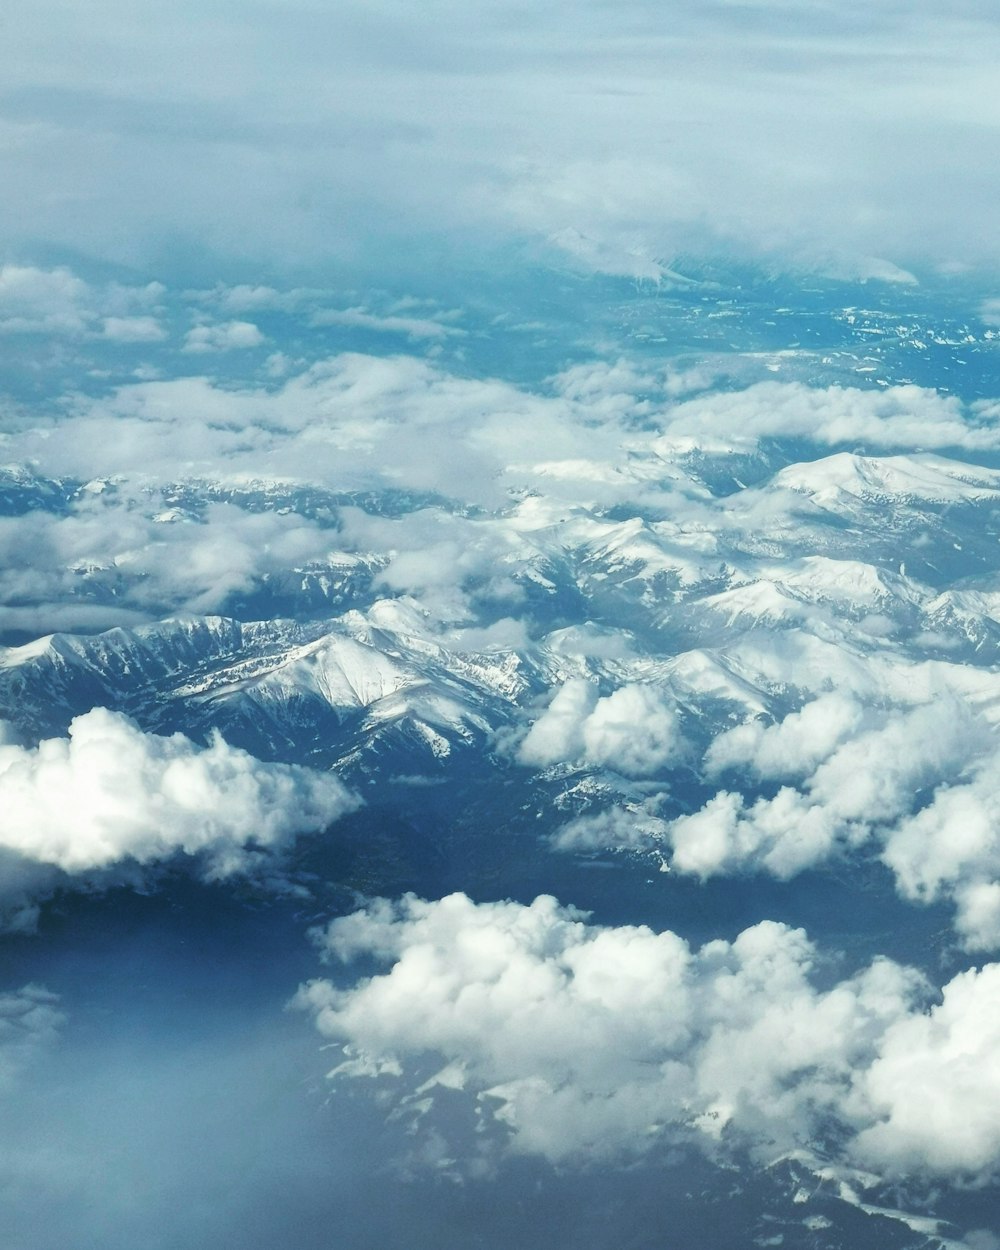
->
[0,464,76,515]
[0,613,520,770]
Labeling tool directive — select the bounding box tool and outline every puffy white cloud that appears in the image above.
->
[517,679,684,777]
[980,299,1000,328]
[582,685,685,776]
[335,507,534,617]
[670,698,983,880]
[0,708,357,878]
[856,963,1000,1176]
[669,692,1000,948]
[297,891,1000,1179]
[7,345,1000,533]
[704,693,865,782]
[182,320,265,353]
[4,353,595,509]
[15,351,996,648]
[0,496,366,631]
[101,315,167,342]
[551,802,669,853]
[881,757,1000,950]
[0,265,165,337]
[517,679,596,768]
[0,264,92,334]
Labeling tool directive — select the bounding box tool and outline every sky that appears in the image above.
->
[3,0,1000,283]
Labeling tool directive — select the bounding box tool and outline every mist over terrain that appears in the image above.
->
[4,4,1000,1248]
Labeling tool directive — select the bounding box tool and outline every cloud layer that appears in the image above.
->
[517,679,684,777]
[4,3,1000,275]
[299,891,1000,1182]
[0,709,357,920]
[672,697,981,878]
[657,691,1000,949]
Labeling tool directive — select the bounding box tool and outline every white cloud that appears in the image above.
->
[517,679,684,777]
[668,693,1000,948]
[517,679,596,767]
[13,348,997,657]
[0,707,357,878]
[311,307,463,341]
[3,3,1000,275]
[581,685,684,776]
[0,264,91,334]
[193,283,295,313]
[980,299,1000,328]
[337,507,533,617]
[6,349,1000,537]
[0,265,165,337]
[857,963,1000,1175]
[551,803,669,852]
[297,891,1000,1180]
[671,698,982,881]
[2,352,624,512]
[0,985,64,1090]
[0,498,357,629]
[182,320,265,353]
[705,693,865,781]
[101,315,166,342]
[659,383,999,454]
[881,757,1000,950]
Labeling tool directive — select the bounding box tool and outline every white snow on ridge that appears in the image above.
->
[698,580,818,630]
[771,452,1000,507]
[0,635,56,668]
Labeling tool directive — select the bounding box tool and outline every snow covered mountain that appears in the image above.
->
[5,278,1000,1250]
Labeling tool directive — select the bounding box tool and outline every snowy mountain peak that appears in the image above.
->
[771,452,1000,506]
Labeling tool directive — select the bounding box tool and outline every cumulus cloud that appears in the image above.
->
[551,802,670,853]
[670,697,982,881]
[667,691,1000,948]
[980,299,1000,328]
[182,320,265,352]
[517,679,684,777]
[0,265,165,337]
[7,343,1000,538]
[4,353,596,508]
[880,753,1000,950]
[517,679,596,768]
[704,693,865,782]
[335,507,535,618]
[10,347,998,668]
[297,890,1000,1180]
[0,708,357,881]
[856,963,1000,1175]
[0,264,92,334]
[101,315,167,342]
